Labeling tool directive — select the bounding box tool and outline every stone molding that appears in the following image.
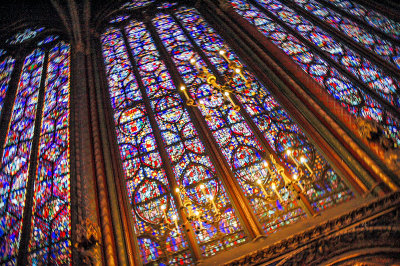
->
[224,192,400,265]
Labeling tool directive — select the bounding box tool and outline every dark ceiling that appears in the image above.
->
[0,0,115,31]
[0,0,398,34]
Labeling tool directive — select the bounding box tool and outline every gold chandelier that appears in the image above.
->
[167,49,317,234]
[180,48,252,114]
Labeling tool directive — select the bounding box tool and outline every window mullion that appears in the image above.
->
[144,15,265,240]
[119,27,204,262]
[0,56,23,164]
[16,48,50,266]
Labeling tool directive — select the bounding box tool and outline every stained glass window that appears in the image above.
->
[228,0,400,146]
[6,27,45,45]
[125,20,246,256]
[0,57,15,117]
[101,27,194,264]
[101,2,355,264]
[28,41,71,264]
[322,0,400,40]
[291,0,400,70]
[121,0,155,10]
[0,32,71,264]
[0,48,45,262]
[251,0,400,107]
[37,35,60,46]
[110,15,130,24]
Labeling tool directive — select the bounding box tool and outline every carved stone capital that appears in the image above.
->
[355,117,400,174]
[218,0,231,11]
[75,218,101,265]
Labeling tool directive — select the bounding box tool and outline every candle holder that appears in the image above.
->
[160,204,180,233]
[253,158,287,204]
[285,149,315,188]
[174,183,221,235]
[181,48,252,115]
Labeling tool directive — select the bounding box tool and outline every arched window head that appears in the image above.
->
[121,0,156,10]
[6,27,45,45]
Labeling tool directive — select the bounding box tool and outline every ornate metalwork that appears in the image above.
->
[182,49,251,113]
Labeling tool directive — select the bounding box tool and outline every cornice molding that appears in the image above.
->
[279,227,400,265]
[225,192,400,265]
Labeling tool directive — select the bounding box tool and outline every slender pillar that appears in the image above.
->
[79,39,118,265]
[119,27,203,261]
[92,33,138,265]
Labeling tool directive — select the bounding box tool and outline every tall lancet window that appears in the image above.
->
[101,1,353,265]
[0,28,71,264]
[228,0,400,146]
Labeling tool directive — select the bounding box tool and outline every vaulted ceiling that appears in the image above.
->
[0,0,115,32]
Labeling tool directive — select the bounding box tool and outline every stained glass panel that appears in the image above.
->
[252,0,400,108]
[157,2,178,9]
[125,19,247,257]
[101,27,192,265]
[154,10,305,235]
[292,0,400,70]
[110,15,130,24]
[28,42,71,265]
[0,57,15,117]
[321,0,400,40]
[0,49,45,262]
[37,35,60,46]
[228,0,400,146]
[6,27,45,45]
[121,0,155,10]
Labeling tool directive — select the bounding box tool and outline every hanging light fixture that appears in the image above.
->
[162,184,222,235]
[178,48,315,217]
[181,48,253,115]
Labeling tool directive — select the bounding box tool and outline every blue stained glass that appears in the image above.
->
[7,27,45,45]
[28,42,71,264]
[125,19,247,258]
[228,0,400,146]
[253,0,400,108]
[110,15,130,24]
[102,27,192,265]
[0,57,15,117]
[121,0,155,9]
[0,49,44,262]
[37,35,59,46]
[157,2,178,9]
[323,0,400,40]
[292,0,400,70]
[154,8,301,235]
